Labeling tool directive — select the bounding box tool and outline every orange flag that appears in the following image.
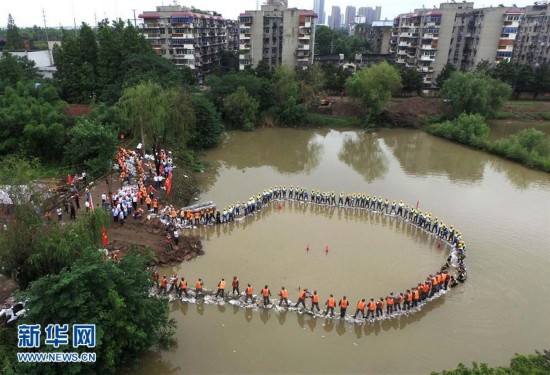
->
[101,226,108,247]
[165,172,172,197]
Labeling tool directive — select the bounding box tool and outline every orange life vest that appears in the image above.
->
[368,301,376,311]
[423,283,430,293]
[406,293,412,302]
[145,197,152,205]
[246,286,253,295]
[340,299,348,308]
[262,288,270,297]
[153,199,158,208]
[196,280,202,289]
[327,297,335,307]
[387,296,394,305]
[357,301,366,310]
[160,278,167,287]
[153,272,159,281]
[281,289,288,298]
[179,280,187,289]
[299,290,306,300]
[413,290,419,300]
[312,294,319,303]
[219,280,226,289]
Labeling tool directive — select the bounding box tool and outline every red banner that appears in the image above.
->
[101,226,108,247]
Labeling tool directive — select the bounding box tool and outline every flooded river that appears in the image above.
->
[136,129,550,374]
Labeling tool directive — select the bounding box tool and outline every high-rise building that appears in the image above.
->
[355,21,393,54]
[313,0,325,24]
[345,6,357,28]
[331,6,341,29]
[512,3,550,66]
[390,2,524,89]
[238,0,317,71]
[138,5,227,80]
[358,6,382,23]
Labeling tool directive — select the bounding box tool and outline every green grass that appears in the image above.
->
[506,100,541,106]
[495,111,514,119]
[539,112,550,121]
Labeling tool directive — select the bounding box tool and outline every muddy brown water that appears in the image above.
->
[134,129,550,374]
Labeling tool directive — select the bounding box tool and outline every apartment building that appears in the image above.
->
[448,7,521,71]
[138,5,227,80]
[512,3,550,66]
[345,6,357,28]
[390,5,464,88]
[238,0,317,71]
[391,2,525,88]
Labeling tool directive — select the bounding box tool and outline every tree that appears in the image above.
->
[255,59,272,79]
[532,63,550,98]
[398,65,423,96]
[441,71,512,118]
[0,81,67,160]
[223,86,260,131]
[430,350,550,375]
[0,52,39,88]
[119,82,194,171]
[17,251,176,374]
[272,65,306,126]
[435,62,457,89]
[5,14,24,51]
[345,61,402,116]
[64,118,118,177]
[429,113,489,147]
[188,94,224,148]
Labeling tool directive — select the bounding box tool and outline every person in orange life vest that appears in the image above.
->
[178,277,189,298]
[339,296,349,318]
[279,286,289,307]
[145,196,152,211]
[160,275,168,294]
[147,184,156,200]
[232,276,240,296]
[153,198,159,214]
[244,283,254,303]
[353,298,366,319]
[325,294,336,317]
[152,270,159,287]
[412,287,420,308]
[215,278,226,298]
[195,278,203,297]
[294,288,308,309]
[422,281,431,301]
[404,289,413,310]
[376,298,384,317]
[261,285,271,306]
[366,298,377,319]
[395,293,404,311]
[386,292,395,314]
[310,290,321,312]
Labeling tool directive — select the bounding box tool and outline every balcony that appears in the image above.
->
[297,44,310,50]
[420,55,435,61]
[299,34,311,39]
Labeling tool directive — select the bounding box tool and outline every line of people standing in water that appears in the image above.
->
[152,266,461,321]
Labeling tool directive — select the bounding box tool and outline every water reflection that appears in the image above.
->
[128,350,180,375]
[338,132,389,182]
[380,131,486,182]
[200,129,324,191]
[488,159,549,190]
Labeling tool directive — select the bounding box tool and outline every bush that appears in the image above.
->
[489,128,550,171]
[428,113,489,147]
[303,113,357,128]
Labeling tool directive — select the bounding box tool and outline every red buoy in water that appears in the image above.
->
[325,244,329,253]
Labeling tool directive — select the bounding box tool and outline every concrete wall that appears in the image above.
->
[282,9,299,67]
[473,8,507,67]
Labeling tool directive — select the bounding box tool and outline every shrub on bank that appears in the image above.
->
[428,113,489,147]
[303,113,358,128]
[489,128,550,172]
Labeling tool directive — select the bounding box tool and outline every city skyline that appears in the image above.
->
[1,0,534,28]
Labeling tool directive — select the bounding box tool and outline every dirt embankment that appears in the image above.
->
[87,175,203,266]
[105,217,203,266]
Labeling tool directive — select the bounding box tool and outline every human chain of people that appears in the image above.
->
[112,147,468,324]
[150,187,467,324]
